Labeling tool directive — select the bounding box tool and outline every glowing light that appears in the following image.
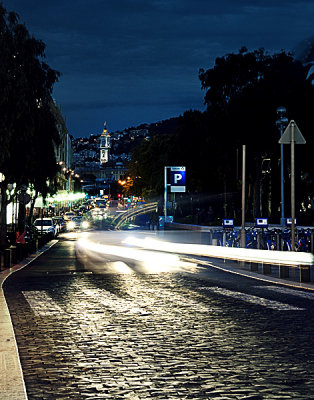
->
[76,238,198,273]
[81,221,89,229]
[123,236,314,266]
[67,221,75,230]
[106,261,133,274]
[46,192,86,203]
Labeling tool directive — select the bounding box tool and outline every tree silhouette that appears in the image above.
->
[199,47,314,223]
[128,47,314,225]
[0,5,60,247]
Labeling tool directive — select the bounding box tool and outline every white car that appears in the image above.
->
[67,216,90,231]
[64,211,76,221]
[34,218,56,236]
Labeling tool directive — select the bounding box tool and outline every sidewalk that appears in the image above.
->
[0,240,58,400]
[0,241,313,399]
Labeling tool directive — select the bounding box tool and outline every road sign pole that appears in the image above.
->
[280,140,285,225]
[164,166,168,220]
[291,122,295,250]
[279,119,306,251]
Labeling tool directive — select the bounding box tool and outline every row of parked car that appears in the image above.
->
[33,212,91,237]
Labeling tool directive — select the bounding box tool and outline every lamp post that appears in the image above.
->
[276,106,288,226]
[0,173,5,215]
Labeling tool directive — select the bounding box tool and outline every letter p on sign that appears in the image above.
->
[174,173,182,184]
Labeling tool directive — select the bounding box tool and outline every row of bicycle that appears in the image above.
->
[211,228,314,252]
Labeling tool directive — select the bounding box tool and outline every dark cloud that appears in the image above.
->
[5,0,314,136]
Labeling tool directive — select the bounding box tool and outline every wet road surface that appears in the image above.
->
[3,232,314,399]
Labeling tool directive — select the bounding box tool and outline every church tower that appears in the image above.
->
[100,122,110,164]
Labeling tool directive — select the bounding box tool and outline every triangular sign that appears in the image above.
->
[279,120,306,144]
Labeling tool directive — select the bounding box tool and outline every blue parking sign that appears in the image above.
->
[170,167,186,192]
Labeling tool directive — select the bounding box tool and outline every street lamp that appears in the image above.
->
[276,106,288,226]
[0,173,5,216]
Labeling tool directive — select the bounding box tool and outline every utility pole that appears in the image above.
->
[240,145,246,248]
[276,106,288,225]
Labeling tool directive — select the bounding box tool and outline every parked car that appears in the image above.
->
[33,218,56,236]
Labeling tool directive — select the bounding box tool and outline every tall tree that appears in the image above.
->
[128,48,314,225]
[199,48,314,223]
[0,4,60,247]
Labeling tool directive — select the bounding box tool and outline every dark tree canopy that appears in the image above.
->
[199,48,314,222]
[0,4,60,191]
[0,3,61,247]
[128,48,314,225]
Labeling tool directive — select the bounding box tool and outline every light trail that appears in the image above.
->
[123,236,314,266]
[76,237,199,274]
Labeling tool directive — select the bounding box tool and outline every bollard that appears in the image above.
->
[4,249,11,269]
[279,265,289,279]
[276,232,280,250]
[22,243,28,258]
[209,230,213,245]
[16,243,23,261]
[300,265,310,283]
[262,263,271,275]
[250,262,258,272]
[10,246,18,264]
[222,231,226,246]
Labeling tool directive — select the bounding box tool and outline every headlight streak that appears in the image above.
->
[123,236,314,266]
[76,238,199,274]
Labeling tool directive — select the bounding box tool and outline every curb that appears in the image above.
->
[0,240,58,400]
[196,257,314,291]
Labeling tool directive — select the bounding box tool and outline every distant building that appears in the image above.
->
[100,123,111,164]
[129,128,149,140]
[51,101,72,169]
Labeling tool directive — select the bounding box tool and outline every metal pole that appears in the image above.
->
[280,133,285,225]
[240,145,246,248]
[164,166,167,220]
[291,121,295,250]
[276,107,288,225]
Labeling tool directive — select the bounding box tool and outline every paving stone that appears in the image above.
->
[2,239,314,399]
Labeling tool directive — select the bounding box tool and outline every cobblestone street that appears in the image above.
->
[3,236,314,399]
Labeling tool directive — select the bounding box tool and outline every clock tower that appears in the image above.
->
[100,122,110,164]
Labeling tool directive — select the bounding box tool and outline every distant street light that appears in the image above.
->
[276,106,288,225]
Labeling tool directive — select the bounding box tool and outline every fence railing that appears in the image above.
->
[166,223,314,252]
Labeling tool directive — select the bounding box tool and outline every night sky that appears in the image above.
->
[5,0,314,138]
